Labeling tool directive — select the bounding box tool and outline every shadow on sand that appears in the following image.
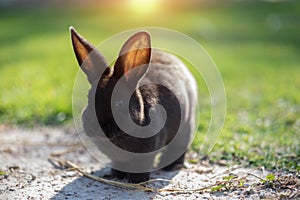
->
[50,166,179,200]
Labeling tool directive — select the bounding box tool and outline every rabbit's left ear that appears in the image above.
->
[70,26,108,84]
[114,31,151,83]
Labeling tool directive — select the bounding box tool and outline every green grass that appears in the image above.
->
[0,2,299,171]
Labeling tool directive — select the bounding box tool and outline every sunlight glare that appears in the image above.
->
[129,0,159,14]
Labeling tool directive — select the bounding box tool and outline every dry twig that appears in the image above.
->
[47,157,254,194]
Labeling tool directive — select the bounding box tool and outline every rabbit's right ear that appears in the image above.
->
[113,31,151,84]
[70,26,108,84]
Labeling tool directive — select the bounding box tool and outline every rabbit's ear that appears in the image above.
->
[70,26,108,84]
[114,31,151,83]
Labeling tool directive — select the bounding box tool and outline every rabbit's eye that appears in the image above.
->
[114,99,124,109]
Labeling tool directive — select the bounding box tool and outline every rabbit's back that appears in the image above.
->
[140,49,198,143]
[144,49,197,121]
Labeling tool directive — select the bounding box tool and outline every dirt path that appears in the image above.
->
[0,126,299,199]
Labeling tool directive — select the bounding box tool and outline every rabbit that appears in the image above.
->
[70,27,198,183]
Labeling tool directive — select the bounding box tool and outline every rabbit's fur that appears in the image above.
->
[70,27,197,183]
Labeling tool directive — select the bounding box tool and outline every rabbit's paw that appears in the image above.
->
[111,168,127,180]
[127,172,150,183]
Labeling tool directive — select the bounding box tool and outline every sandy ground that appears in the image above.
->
[0,126,299,199]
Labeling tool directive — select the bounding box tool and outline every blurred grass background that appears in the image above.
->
[0,0,299,171]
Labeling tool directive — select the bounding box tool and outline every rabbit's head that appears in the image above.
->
[70,27,152,148]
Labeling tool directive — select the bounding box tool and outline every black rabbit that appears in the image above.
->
[70,27,198,183]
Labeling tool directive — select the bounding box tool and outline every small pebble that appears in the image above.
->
[61,171,77,178]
